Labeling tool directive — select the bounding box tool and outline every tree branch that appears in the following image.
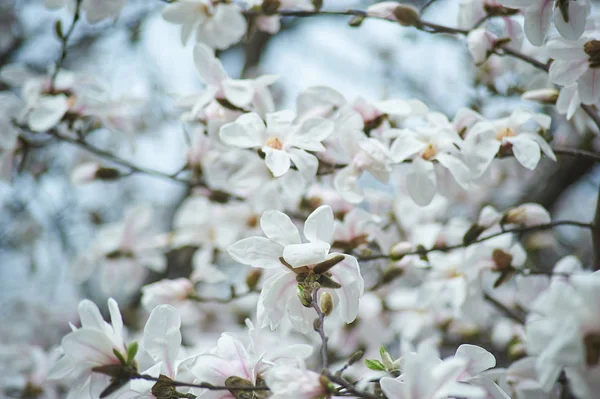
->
[312,289,329,369]
[50,0,82,92]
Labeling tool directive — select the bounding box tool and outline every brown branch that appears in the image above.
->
[50,0,82,92]
[312,289,329,369]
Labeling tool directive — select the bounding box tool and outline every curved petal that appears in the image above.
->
[506,136,541,170]
[435,153,471,189]
[523,0,553,46]
[288,148,318,179]
[389,131,427,163]
[283,242,330,268]
[287,117,334,151]
[222,79,255,108]
[28,95,69,132]
[264,148,291,177]
[578,67,600,105]
[304,205,334,244]
[406,157,437,206]
[258,271,296,330]
[380,377,406,399]
[219,113,265,148]
[333,165,363,204]
[260,210,301,246]
[553,0,590,41]
[227,237,283,269]
[548,59,588,86]
[143,305,181,376]
[455,345,496,376]
[328,254,363,323]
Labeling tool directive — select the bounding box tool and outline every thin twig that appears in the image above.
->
[358,220,593,261]
[324,371,380,399]
[593,185,600,271]
[131,372,270,391]
[312,289,329,369]
[50,0,83,92]
[483,292,525,324]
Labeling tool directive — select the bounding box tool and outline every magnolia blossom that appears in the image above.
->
[334,111,392,203]
[44,0,127,23]
[162,0,247,50]
[47,298,127,398]
[265,366,328,399]
[141,278,196,313]
[547,33,600,105]
[228,205,364,333]
[73,205,167,297]
[220,110,334,178]
[388,112,471,206]
[526,271,600,399]
[380,342,486,399]
[498,0,590,45]
[463,109,555,175]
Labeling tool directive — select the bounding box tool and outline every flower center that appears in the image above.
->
[265,136,283,150]
[496,127,516,141]
[421,143,436,160]
[584,40,600,69]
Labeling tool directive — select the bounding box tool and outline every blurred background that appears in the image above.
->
[0,0,599,394]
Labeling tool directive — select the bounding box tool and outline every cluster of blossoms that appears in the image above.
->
[3,0,600,399]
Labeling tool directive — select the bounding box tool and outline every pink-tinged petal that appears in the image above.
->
[468,377,511,399]
[554,0,590,41]
[523,0,553,46]
[214,334,254,380]
[548,59,588,86]
[260,210,301,247]
[283,242,330,268]
[222,79,255,108]
[285,290,319,334]
[455,345,496,377]
[143,305,181,377]
[406,157,437,206]
[498,0,536,7]
[227,237,283,269]
[62,329,116,365]
[263,148,291,177]
[333,165,363,204]
[389,131,427,163]
[506,136,541,170]
[219,113,265,148]
[380,377,407,399]
[434,153,471,189]
[578,67,600,105]
[431,357,469,391]
[288,148,319,179]
[304,205,334,244]
[192,354,236,385]
[259,271,297,329]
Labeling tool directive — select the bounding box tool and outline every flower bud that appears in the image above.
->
[366,2,420,26]
[467,28,498,65]
[71,162,121,184]
[503,203,551,226]
[521,88,559,104]
[297,285,313,308]
[382,267,404,284]
[348,350,364,365]
[492,248,513,271]
[390,241,413,260]
[319,292,334,316]
[246,268,262,291]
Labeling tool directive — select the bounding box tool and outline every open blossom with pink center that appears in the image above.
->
[498,0,590,46]
[227,205,364,333]
[162,0,247,50]
[380,342,487,399]
[265,365,329,399]
[526,271,600,399]
[388,112,472,206]
[47,298,128,398]
[220,110,334,178]
[462,109,555,176]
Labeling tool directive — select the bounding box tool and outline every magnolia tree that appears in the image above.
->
[4,0,600,398]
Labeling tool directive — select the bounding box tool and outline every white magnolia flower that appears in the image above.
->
[455,344,511,399]
[526,271,600,399]
[380,342,486,399]
[227,205,364,333]
[463,109,555,175]
[162,0,247,50]
[467,19,523,65]
[265,366,328,399]
[44,0,127,23]
[47,298,128,398]
[546,33,600,105]
[498,0,590,46]
[334,111,392,204]
[388,112,472,206]
[220,110,334,178]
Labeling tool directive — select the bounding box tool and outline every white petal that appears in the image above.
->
[523,0,553,46]
[435,153,471,189]
[260,210,301,246]
[554,0,590,41]
[455,345,496,376]
[578,67,600,105]
[222,79,255,108]
[380,377,406,399]
[62,329,115,364]
[507,136,541,170]
[143,305,181,374]
[549,59,588,86]
[333,165,363,204]
[283,242,330,267]
[219,112,265,148]
[304,205,334,244]
[288,117,334,151]
[264,148,291,177]
[288,148,319,179]
[328,254,363,323]
[107,298,123,341]
[193,43,226,84]
[406,157,437,206]
[227,237,283,268]
[389,131,427,163]
[28,95,69,132]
